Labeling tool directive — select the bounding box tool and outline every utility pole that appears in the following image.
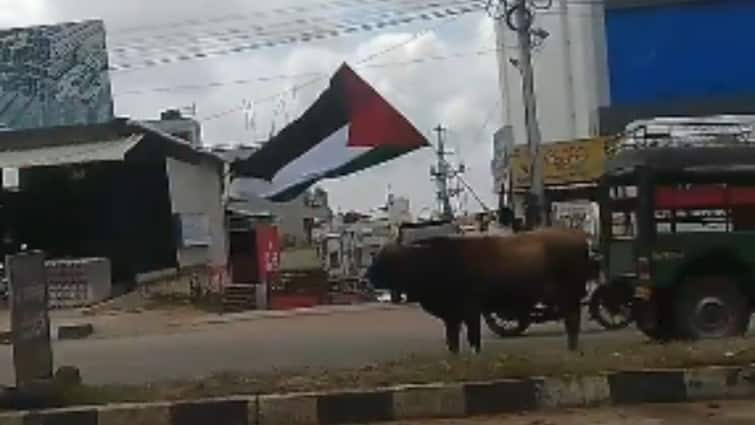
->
[431,125,454,221]
[510,0,546,228]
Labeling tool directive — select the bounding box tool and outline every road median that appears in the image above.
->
[1,364,754,424]
[2,337,755,423]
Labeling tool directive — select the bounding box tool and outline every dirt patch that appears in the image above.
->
[57,337,755,407]
[140,294,223,314]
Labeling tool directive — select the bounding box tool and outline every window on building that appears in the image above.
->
[329,251,340,268]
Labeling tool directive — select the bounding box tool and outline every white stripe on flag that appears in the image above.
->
[236,124,370,198]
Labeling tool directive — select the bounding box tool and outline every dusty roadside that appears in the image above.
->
[57,336,755,407]
[0,292,405,341]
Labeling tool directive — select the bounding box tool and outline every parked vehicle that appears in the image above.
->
[483,274,634,338]
[600,143,755,340]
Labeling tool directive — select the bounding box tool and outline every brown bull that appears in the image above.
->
[366,227,589,353]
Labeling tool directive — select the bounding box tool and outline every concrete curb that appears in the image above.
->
[2,364,754,424]
[186,303,413,327]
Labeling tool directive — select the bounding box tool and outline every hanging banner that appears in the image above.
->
[255,225,281,284]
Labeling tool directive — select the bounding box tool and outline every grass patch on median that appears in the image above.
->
[53,336,755,407]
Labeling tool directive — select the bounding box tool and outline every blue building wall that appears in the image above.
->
[605,0,755,106]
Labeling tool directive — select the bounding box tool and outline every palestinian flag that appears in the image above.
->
[231,63,429,202]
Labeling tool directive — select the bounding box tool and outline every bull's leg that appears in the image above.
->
[444,319,461,354]
[464,312,482,354]
[563,300,582,352]
[462,297,483,354]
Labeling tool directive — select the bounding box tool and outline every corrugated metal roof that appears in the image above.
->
[0,119,223,167]
[0,134,142,168]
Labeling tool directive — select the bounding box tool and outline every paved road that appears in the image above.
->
[373,401,755,424]
[0,306,646,385]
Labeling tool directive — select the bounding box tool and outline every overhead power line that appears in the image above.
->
[197,11,467,123]
[106,0,603,72]
[109,0,480,54]
[114,46,501,98]
[170,0,604,123]
[108,1,599,63]
[108,1,485,72]
[108,0,434,37]
[108,0,482,56]
[113,71,325,97]
[107,0,604,39]
[110,0,464,42]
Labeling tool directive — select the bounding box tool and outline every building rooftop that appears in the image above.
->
[0,118,224,168]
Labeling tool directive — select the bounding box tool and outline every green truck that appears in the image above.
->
[600,145,755,340]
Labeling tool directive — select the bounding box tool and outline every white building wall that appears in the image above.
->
[494,1,609,145]
[387,196,412,225]
[165,157,227,269]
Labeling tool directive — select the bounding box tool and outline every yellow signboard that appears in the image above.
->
[511,136,618,190]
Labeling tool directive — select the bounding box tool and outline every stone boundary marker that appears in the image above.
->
[1,364,754,424]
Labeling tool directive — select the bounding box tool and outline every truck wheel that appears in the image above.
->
[673,276,749,340]
[590,285,632,330]
[483,312,531,338]
[634,295,673,341]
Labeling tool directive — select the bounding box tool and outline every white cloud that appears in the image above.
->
[0,0,49,27]
[1,0,502,214]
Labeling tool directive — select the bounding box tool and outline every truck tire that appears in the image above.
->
[589,284,632,330]
[673,275,750,340]
[634,295,674,342]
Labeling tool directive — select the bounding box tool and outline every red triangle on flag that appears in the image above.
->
[333,64,429,149]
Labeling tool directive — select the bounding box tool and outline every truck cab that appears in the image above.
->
[600,145,755,340]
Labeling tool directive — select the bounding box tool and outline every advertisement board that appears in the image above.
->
[0,20,114,130]
[175,213,211,247]
[510,136,618,190]
[255,225,280,284]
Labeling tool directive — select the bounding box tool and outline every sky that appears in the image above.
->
[0,0,502,216]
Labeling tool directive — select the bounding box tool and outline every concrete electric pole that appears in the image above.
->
[511,0,546,227]
[488,0,549,228]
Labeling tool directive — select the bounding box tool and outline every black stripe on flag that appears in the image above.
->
[231,79,348,180]
[266,145,420,202]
